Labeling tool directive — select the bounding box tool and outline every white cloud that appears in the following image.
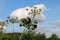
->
[10,7,31,20]
[36,20,60,38]
[50,20,60,38]
[49,19,60,28]
[10,4,47,22]
[34,13,45,22]
[56,20,60,26]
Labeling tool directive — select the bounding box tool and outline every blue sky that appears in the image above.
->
[0,0,60,21]
[0,0,60,37]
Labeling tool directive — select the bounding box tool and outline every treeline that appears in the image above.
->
[0,31,60,40]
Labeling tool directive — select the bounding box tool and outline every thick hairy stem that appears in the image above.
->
[32,14,35,21]
[12,24,15,40]
[19,29,25,40]
[13,24,14,33]
[1,30,3,40]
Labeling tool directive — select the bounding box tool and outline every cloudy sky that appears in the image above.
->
[0,0,60,38]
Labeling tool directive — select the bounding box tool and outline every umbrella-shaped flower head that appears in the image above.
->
[9,4,48,30]
[0,19,7,26]
[33,4,48,13]
[0,19,7,30]
[7,16,19,24]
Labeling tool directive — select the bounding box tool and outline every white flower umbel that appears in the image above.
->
[0,19,7,32]
[9,16,19,23]
[33,4,48,13]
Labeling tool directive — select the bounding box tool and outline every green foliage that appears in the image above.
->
[0,31,60,40]
[47,34,60,40]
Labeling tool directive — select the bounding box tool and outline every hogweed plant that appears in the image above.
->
[6,4,47,40]
[19,7,43,40]
[0,20,7,33]
[19,7,42,30]
[7,16,19,32]
[0,19,7,40]
[6,16,19,40]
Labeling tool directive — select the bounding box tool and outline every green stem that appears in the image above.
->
[1,32,2,40]
[19,29,25,40]
[13,24,14,33]
[1,30,3,40]
[12,24,15,40]
[32,15,35,22]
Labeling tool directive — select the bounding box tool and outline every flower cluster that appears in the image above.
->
[9,4,47,30]
[20,17,37,30]
[0,19,7,30]
[7,16,19,24]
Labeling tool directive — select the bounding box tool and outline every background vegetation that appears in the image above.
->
[0,31,60,40]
